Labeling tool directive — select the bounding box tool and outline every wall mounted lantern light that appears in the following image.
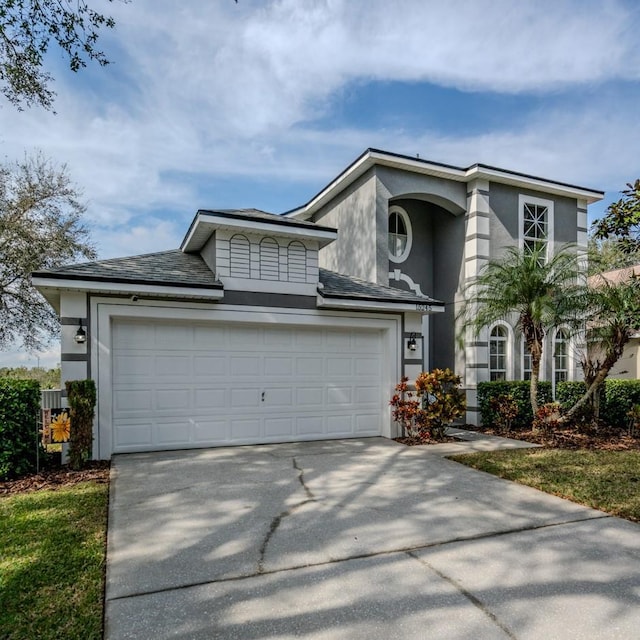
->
[407,333,418,352]
[74,320,87,344]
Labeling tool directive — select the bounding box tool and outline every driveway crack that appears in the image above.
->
[406,550,518,640]
[257,457,316,573]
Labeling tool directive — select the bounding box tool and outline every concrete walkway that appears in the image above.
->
[105,436,640,639]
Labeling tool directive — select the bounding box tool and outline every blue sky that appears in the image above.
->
[1,0,639,367]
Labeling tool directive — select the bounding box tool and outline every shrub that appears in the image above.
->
[390,369,466,441]
[0,379,41,480]
[489,393,519,433]
[66,380,96,470]
[477,380,553,430]
[555,380,595,426]
[533,402,562,432]
[602,379,640,430]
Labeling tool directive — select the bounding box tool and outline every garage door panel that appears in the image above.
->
[296,387,323,405]
[265,417,294,437]
[194,388,226,408]
[264,356,293,376]
[156,389,190,410]
[230,356,260,376]
[111,320,386,453]
[327,357,352,376]
[296,357,323,376]
[193,419,229,442]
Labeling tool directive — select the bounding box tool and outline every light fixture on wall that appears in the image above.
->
[407,333,418,351]
[74,320,87,344]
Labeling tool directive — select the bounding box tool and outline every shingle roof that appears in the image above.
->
[319,269,442,305]
[32,250,222,289]
[33,250,442,305]
[197,208,334,232]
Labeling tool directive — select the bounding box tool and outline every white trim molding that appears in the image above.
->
[388,205,413,264]
[388,269,428,298]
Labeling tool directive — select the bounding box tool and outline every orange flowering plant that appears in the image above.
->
[390,368,466,441]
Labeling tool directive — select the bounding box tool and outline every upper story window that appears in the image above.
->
[519,195,554,263]
[489,324,509,381]
[388,205,412,263]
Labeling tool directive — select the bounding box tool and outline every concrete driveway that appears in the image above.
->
[105,438,640,639]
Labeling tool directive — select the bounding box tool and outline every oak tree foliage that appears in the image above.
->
[0,153,96,351]
[592,179,640,254]
[0,0,119,110]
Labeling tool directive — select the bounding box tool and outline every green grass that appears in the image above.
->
[0,482,109,640]
[450,449,640,522]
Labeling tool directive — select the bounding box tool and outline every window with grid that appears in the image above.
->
[554,328,569,384]
[489,325,508,381]
[522,341,532,381]
[522,202,548,258]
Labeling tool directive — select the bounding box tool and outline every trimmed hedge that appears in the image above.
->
[603,379,640,429]
[0,379,41,480]
[478,380,553,430]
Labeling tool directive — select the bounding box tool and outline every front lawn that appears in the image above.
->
[450,448,640,522]
[0,480,109,640]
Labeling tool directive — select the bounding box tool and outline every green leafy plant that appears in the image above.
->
[390,369,466,441]
[0,378,41,479]
[533,402,562,432]
[478,381,553,430]
[489,393,519,434]
[65,379,96,470]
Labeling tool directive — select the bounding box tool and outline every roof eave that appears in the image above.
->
[286,148,604,218]
[181,210,338,252]
[32,275,224,301]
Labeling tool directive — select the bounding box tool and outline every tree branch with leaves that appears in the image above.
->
[0,0,121,110]
[0,153,96,351]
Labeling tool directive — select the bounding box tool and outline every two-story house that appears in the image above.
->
[33,149,603,458]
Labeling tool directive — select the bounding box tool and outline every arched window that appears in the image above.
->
[489,325,508,381]
[287,241,307,282]
[388,205,412,263]
[229,234,250,278]
[554,328,570,384]
[259,237,279,281]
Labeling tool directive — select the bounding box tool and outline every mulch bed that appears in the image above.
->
[0,461,111,496]
[465,425,640,451]
[394,435,461,446]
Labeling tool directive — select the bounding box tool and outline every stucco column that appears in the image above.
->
[462,179,491,424]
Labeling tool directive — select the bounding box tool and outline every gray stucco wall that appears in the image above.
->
[489,183,578,254]
[386,198,465,371]
[313,169,378,282]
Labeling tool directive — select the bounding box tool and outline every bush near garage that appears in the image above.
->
[602,379,640,430]
[0,378,41,480]
[66,379,96,470]
[478,380,553,430]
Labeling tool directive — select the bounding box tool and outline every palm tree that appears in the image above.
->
[458,245,582,415]
[565,271,640,422]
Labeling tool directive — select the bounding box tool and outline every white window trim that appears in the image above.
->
[388,205,412,264]
[521,338,532,381]
[552,326,573,395]
[488,322,514,381]
[518,194,554,261]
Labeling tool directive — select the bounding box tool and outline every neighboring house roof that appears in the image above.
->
[32,250,439,307]
[181,208,337,252]
[286,148,605,219]
[588,264,640,286]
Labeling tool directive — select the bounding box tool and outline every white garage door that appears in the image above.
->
[110,319,385,453]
